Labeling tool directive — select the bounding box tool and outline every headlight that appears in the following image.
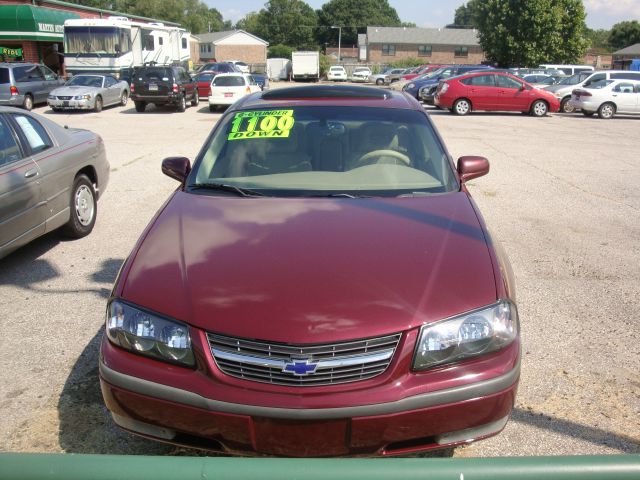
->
[106,299,195,367]
[413,300,518,371]
[407,83,415,89]
[48,94,55,100]
[74,94,91,100]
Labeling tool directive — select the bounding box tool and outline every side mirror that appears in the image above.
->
[162,156,191,183]
[457,156,489,183]
[519,84,526,91]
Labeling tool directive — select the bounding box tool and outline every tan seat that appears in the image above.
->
[245,123,312,176]
[346,123,410,169]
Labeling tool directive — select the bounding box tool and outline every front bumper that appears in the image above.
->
[100,333,520,456]
[48,98,94,110]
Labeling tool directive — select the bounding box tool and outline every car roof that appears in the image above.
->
[231,85,423,111]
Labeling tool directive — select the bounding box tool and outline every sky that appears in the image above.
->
[204,0,640,31]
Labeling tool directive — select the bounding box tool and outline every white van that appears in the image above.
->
[538,64,594,75]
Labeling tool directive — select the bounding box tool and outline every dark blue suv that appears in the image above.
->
[403,65,493,101]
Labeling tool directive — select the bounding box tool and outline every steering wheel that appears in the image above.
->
[355,149,411,168]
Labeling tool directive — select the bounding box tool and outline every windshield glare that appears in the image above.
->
[191,106,457,196]
[66,75,104,87]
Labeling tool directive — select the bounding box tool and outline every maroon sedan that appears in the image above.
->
[435,71,560,116]
[101,85,520,457]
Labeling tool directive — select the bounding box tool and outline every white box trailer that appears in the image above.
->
[291,51,319,81]
[267,58,291,81]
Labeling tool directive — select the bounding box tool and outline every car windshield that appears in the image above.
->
[424,68,446,79]
[559,73,582,85]
[190,106,457,197]
[66,75,104,87]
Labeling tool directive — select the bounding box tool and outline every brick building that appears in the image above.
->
[197,30,268,65]
[362,26,484,65]
[0,0,180,74]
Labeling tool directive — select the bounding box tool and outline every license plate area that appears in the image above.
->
[63,101,69,107]
[149,83,158,91]
[252,418,349,456]
[224,92,233,98]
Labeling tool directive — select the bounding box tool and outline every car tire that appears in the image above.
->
[62,174,96,238]
[177,95,186,112]
[23,94,34,111]
[597,102,615,119]
[560,96,575,113]
[191,90,199,106]
[209,104,216,112]
[120,91,129,106]
[582,110,595,117]
[134,101,146,112]
[376,78,384,85]
[530,100,548,117]
[94,96,103,113]
[453,98,471,115]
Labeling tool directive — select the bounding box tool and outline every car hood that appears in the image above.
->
[52,85,101,96]
[121,192,497,343]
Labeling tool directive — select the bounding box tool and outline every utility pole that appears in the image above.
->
[331,26,341,62]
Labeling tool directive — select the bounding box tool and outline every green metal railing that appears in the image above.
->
[1,454,639,480]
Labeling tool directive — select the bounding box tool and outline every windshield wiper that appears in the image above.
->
[306,192,370,198]
[189,183,265,197]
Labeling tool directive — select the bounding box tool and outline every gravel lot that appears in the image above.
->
[0,83,638,457]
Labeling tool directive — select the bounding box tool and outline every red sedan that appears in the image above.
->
[100,85,520,457]
[435,71,560,116]
[192,71,216,98]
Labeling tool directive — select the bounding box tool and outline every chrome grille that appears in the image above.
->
[57,96,72,100]
[207,332,401,387]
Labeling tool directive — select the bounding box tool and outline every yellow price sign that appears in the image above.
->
[228,110,295,140]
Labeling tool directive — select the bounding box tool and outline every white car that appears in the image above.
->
[327,66,347,82]
[227,60,250,74]
[351,67,371,82]
[208,74,261,111]
[570,79,640,119]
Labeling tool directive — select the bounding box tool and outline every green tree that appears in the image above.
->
[475,0,589,67]
[609,20,640,50]
[268,44,294,58]
[584,27,611,52]
[317,0,402,47]
[453,0,481,27]
[237,0,318,50]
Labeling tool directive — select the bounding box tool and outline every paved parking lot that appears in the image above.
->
[0,85,638,456]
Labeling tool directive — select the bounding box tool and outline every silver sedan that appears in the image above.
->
[47,74,130,112]
[0,107,110,259]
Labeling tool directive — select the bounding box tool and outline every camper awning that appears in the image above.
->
[0,5,80,42]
